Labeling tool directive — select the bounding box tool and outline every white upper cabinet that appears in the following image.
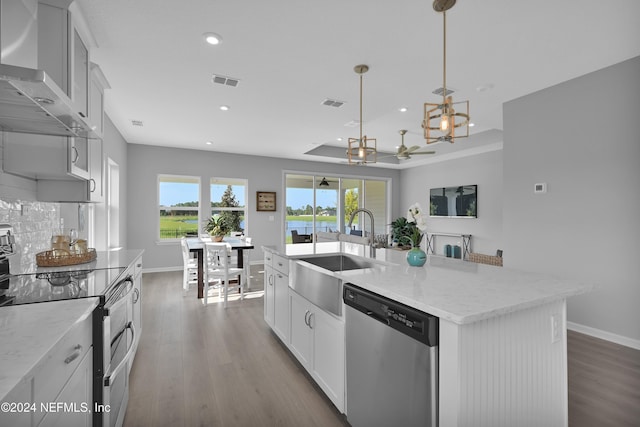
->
[89,63,110,138]
[37,1,95,124]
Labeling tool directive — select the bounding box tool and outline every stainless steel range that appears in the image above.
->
[0,224,139,427]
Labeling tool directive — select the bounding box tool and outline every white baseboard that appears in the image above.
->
[142,266,182,274]
[567,321,640,350]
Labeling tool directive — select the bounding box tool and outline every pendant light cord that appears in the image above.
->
[442,10,447,105]
[359,72,363,143]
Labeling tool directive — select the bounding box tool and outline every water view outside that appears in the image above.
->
[287,219,337,234]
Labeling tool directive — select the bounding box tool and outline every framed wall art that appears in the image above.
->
[256,191,276,211]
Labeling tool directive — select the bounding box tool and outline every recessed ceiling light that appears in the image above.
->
[219,105,229,111]
[469,122,475,127]
[399,107,408,112]
[203,32,223,45]
[206,141,213,145]
[337,137,343,142]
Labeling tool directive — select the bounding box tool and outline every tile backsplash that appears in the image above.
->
[0,198,61,272]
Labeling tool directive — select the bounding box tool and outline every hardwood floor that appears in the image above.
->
[125,269,640,427]
[567,330,640,426]
[124,268,348,427]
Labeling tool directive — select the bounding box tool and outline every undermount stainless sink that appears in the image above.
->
[292,254,379,316]
[298,254,378,272]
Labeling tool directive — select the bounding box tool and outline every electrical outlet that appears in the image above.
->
[550,313,561,343]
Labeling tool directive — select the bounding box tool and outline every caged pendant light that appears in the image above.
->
[422,0,470,144]
[347,64,377,165]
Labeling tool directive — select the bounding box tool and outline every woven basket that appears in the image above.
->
[36,248,97,267]
[468,252,503,267]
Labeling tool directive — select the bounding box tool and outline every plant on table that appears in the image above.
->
[203,214,230,241]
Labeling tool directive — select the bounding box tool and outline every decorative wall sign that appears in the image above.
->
[256,191,276,211]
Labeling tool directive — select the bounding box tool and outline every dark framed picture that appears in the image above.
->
[256,191,276,211]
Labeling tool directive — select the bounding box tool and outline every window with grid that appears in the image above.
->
[158,175,200,240]
[210,178,247,235]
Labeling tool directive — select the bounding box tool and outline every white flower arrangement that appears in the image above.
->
[406,203,427,248]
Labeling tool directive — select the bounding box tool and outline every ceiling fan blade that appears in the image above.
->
[406,145,422,153]
[410,150,436,155]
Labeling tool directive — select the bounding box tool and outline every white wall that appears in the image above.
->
[503,56,640,343]
[126,144,401,270]
[399,149,504,255]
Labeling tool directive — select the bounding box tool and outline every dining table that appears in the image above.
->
[185,236,255,299]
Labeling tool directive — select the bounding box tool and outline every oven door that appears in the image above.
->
[102,277,136,427]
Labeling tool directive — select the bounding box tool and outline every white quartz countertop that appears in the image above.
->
[0,298,98,401]
[9,249,144,275]
[264,244,595,325]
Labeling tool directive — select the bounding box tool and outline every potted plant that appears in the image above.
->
[203,215,229,241]
[390,216,413,248]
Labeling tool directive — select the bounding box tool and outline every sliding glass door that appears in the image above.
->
[285,173,388,244]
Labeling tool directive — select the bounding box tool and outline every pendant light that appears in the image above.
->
[347,64,377,165]
[422,0,470,144]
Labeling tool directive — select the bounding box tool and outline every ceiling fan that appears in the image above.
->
[380,130,436,160]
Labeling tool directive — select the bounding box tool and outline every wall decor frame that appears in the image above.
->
[256,191,276,211]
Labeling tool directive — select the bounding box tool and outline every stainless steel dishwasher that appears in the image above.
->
[343,283,439,427]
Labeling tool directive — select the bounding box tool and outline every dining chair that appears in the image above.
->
[203,242,245,307]
[180,237,198,294]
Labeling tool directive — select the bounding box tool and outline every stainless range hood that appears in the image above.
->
[0,63,99,139]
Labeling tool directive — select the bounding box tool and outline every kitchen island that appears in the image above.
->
[264,243,595,427]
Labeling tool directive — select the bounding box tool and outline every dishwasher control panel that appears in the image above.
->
[343,283,438,347]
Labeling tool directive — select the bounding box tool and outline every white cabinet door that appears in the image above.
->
[288,291,313,369]
[37,347,93,427]
[311,307,345,412]
[88,139,103,202]
[273,270,289,343]
[68,137,90,180]
[264,264,275,328]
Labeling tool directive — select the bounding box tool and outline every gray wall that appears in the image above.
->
[126,144,401,270]
[503,56,640,342]
[400,149,504,255]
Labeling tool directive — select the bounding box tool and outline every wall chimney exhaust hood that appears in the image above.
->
[0,63,98,139]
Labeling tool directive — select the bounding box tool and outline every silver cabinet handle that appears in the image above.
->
[71,146,79,163]
[304,310,310,327]
[89,178,96,192]
[132,287,140,304]
[64,344,83,364]
[268,274,274,286]
[308,312,314,329]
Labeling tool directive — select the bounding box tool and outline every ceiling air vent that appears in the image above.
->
[432,87,455,96]
[321,98,345,108]
[212,74,240,87]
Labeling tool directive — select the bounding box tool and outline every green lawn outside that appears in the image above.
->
[160,215,198,239]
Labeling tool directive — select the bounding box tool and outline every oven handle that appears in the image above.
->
[103,321,136,387]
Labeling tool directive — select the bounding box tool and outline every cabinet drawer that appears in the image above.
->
[32,311,92,416]
[264,252,274,269]
[273,254,289,275]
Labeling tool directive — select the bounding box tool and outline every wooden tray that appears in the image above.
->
[36,248,97,267]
